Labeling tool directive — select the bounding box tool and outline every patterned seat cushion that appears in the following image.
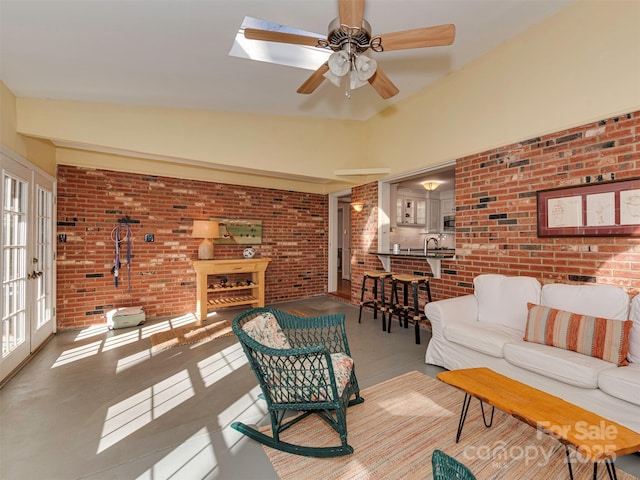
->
[327,353,354,398]
[242,312,292,349]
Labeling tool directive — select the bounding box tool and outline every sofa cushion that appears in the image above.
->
[444,323,523,358]
[474,274,541,330]
[541,283,629,320]
[598,364,640,407]
[524,304,632,366]
[504,341,615,389]
[629,295,640,363]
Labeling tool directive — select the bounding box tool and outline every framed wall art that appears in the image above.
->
[537,177,640,237]
[211,217,263,244]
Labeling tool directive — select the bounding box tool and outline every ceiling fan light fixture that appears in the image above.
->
[323,69,343,87]
[422,181,441,191]
[354,54,377,81]
[350,71,368,90]
[327,50,350,76]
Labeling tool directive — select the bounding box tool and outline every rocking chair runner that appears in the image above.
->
[231,308,364,457]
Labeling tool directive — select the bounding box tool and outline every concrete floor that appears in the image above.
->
[1,297,638,479]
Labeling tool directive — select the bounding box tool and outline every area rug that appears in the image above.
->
[261,370,639,480]
[150,319,233,351]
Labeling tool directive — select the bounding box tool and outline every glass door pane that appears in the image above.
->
[31,181,54,347]
[2,171,28,360]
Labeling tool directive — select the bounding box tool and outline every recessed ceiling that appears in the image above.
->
[0,0,574,121]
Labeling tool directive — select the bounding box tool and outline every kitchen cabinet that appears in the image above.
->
[439,191,455,232]
[426,198,440,232]
[395,194,441,231]
[393,187,444,231]
[396,196,426,225]
[441,197,455,216]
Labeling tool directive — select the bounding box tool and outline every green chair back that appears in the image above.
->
[432,449,477,480]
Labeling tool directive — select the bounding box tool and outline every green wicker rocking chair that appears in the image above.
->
[231,308,364,457]
[432,449,477,480]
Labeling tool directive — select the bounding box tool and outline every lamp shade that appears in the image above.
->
[354,54,377,81]
[192,220,220,260]
[328,50,350,76]
[350,71,367,90]
[323,69,343,88]
[192,220,220,239]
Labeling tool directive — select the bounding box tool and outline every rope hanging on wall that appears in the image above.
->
[110,223,133,291]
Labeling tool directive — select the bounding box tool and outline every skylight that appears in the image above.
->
[229,16,330,71]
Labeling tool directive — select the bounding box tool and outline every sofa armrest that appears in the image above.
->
[425,294,478,328]
[424,294,478,367]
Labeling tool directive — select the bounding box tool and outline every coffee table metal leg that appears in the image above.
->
[593,458,619,480]
[604,458,618,480]
[565,446,575,480]
[456,393,472,443]
[566,447,618,480]
[480,401,495,428]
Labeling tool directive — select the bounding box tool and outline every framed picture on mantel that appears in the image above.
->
[537,177,640,237]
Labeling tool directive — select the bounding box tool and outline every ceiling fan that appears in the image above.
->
[243,0,455,99]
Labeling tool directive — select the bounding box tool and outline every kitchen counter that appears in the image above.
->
[369,250,455,279]
[371,249,455,259]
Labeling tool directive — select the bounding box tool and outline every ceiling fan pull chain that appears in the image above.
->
[345,59,352,99]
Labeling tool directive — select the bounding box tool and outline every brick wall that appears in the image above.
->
[57,110,640,328]
[453,111,640,297]
[56,166,327,328]
[349,182,382,304]
[351,110,640,310]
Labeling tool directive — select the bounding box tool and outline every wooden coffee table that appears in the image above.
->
[437,367,640,480]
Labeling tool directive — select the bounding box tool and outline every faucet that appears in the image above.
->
[424,237,438,255]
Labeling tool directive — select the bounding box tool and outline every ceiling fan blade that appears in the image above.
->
[338,0,364,29]
[244,28,323,47]
[297,63,330,94]
[368,67,399,99]
[377,24,455,51]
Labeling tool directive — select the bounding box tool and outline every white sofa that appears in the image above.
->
[425,274,640,434]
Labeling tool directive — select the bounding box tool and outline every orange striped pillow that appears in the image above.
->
[524,303,633,366]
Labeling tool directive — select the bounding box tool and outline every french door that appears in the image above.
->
[1,150,55,381]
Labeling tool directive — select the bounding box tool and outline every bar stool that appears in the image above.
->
[358,270,394,331]
[389,274,432,344]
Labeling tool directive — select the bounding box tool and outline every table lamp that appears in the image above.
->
[192,220,220,260]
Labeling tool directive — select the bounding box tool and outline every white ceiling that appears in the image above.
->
[1,0,574,121]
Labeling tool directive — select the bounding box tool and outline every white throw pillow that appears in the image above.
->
[474,274,541,331]
[541,283,629,320]
[629,295,640,363]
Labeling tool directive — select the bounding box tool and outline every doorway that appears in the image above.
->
[1,148,56,382]
[328,189,352,299]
